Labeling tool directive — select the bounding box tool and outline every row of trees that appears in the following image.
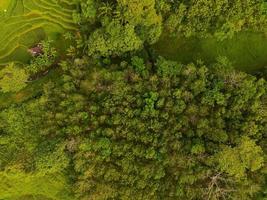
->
[164,0,267,40]
[72,0,267,58]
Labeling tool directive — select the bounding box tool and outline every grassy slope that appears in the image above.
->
[154,31,267,73]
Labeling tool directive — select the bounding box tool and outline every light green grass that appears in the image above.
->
[0,170,74,200]
[154,31,267,73]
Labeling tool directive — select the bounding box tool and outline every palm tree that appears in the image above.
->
[98,2,114,18]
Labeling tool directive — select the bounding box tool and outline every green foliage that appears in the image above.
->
[164,0,267,39]
[218,137,264,179]
[1,1,267,199]
[26,40,57,75]
[87,20,143,57]
[0,97,74,199]
[131,56,148,77]
[35,143,70,174]
[0,63,29,93]
[60,58,267,199]
[75,0,162,56]
[73,0,97,24]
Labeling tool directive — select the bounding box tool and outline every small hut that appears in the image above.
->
[28,44,43,57]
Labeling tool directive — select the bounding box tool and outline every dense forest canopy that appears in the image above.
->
[0,0,267,199]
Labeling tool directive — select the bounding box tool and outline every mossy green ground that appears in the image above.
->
[154,32,267,73]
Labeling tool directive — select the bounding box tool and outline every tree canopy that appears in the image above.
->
[0,0,267,199]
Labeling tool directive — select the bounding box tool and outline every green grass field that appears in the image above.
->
[154,31,267,73]
[0,0,77,67]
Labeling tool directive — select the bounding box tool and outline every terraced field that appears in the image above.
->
[0,0,77,66]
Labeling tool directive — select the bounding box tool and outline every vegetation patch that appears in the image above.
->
[0,0,267,199]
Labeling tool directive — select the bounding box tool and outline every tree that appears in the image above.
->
[218,136,264,179]
[26,40,57,75]
[74,0,162,57]
[87,20,143,57]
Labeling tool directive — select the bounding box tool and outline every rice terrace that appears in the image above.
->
[0,0,267,200]
[0,0,76,66]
